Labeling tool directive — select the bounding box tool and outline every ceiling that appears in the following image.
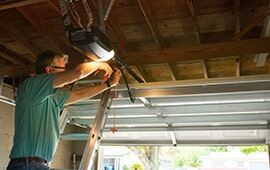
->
[0,0,270,146]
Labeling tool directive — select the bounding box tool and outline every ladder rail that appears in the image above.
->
[79,89,113,170]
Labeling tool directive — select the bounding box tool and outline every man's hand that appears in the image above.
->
[110,68,121,87]
[96,62,113,78]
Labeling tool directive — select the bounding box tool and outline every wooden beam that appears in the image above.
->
[234,0,240,36]
[5,63,35,77]
[136,0,164,48]
[47,0,61,14]
[0,0,47,11]
[0,44,26,65]
[134,66,147,83]
[201,60,208,79]
[234,0,241,76]
[136,65,148,82]
[0,52,23,65]
[236,57,240,77]
[186,0,201,44]
[107,21,127,50]
[0,14,39,62]
[166,63,176,81]
[234,7,270,40]
[17,6,84,66]
[124,37,270,65]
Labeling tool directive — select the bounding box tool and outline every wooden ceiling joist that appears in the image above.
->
[0,44,26,65]
[136,0,164,48]
[0,0,269,84]
[234,0,240,76]
[234,0,240,36]
[135,65,147,82]
[5,63,35,77]
[47,0,63,15]
[124,37,270,65]
[186,0,201,44]
[0,15,39,62]
[17,6,84,66]
[234,7,270,40]
[166,63,176,81]
[201,60,208,79]
[0,0,47,11]
[235,57,240,77]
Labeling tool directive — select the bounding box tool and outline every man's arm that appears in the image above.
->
[64,69,121,105]
[53,61,112,88]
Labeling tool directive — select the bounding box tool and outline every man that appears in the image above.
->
[7,50,121,170]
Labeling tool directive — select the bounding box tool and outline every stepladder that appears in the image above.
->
[79,89,113,170]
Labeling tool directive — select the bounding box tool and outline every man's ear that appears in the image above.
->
[45,66,52,74]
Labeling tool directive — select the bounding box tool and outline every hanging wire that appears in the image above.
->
[110,83,118,133]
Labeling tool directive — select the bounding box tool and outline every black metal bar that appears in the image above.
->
[114,55,145,83]
[119,67,135,103]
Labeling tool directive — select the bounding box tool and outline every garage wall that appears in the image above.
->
[0,85,14,170]
[0,85,75,170]
[50,125,74,169]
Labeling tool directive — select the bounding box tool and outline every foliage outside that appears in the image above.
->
[122,163,143,170]
[171,147,208,168]
[240,145,267,155]
[172,146,267,168]
[129,145,268,169]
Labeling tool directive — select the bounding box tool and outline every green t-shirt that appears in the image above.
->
[9,73,71,162]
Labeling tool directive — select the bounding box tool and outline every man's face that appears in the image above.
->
[46,57,66,74]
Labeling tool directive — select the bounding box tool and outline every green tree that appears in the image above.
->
[126,146,160,170]
[130,163,143,170]
[240,145,267,155]
[206,146,228,152]
[173,147,208,168]
[125,145,268,169]
[123,165,129,170]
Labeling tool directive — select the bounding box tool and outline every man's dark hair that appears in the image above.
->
[35,50,57,74]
